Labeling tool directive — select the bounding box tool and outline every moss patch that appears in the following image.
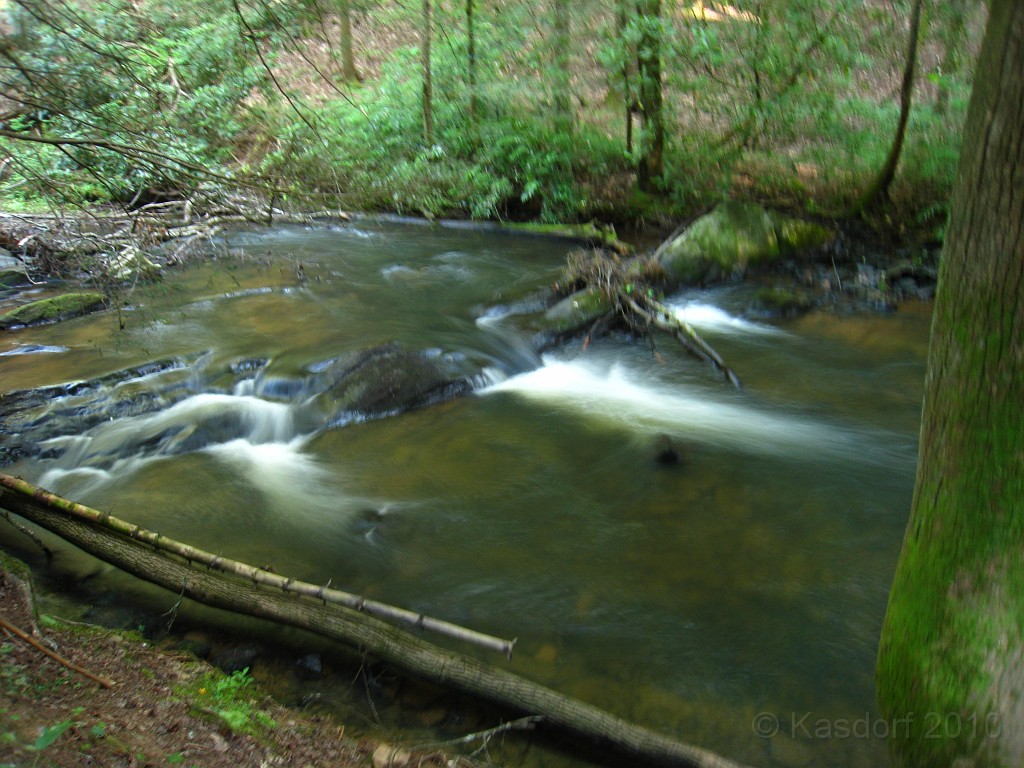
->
[0,291,104,329]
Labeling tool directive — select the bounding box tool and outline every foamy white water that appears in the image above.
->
[482,357,908,464]
[666,300,788,335]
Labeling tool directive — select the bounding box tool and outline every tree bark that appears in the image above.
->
[0,472,751,768]
[876,2,1024,766]
[849,0,923,216]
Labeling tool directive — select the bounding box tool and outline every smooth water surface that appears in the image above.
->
[0,219,931,767]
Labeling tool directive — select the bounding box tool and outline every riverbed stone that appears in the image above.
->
[0,267,27,289]
[657,202,832,286]
[0,291,105,329]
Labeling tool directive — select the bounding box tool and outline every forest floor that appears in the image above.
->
[0,560,457,768]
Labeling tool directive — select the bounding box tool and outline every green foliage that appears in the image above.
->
[26,720,72,752]
[264,28,625,222]
[0,0,976,227]
[177,668,276,737]
[0,0,271,207]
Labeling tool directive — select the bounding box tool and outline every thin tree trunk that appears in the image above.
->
[635,0,664,192]
[337,0,361,82]
[552,0,572,133]
[422,0,433,145]
[0,472,751,768]
[466,0,478,122]
[850,0,923,216]
[934,0,968,115]
[876,1,1024,765]
[615,0,634,154]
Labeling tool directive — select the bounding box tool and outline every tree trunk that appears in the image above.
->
[634,0,664,192]
[422,0,434,145]
[337,0,361,82]
[552,0,573,134]
[466,0,478,122]
[876,2,1024,767]
[850,0,923,216]
[615,0,636,154]
[934,0,968,114]
[0,472,751,768]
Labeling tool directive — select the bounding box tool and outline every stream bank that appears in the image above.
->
[0,554,400,768]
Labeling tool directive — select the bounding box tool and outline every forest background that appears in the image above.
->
[0,0,982,241]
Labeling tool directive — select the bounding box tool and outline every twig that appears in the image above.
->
[0,509,53,560]
[0,616,115,688]
[442,715,544,747]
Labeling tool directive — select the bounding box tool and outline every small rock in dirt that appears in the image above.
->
[372,743,412,768]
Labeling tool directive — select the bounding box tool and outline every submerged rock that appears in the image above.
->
[657,202,832,286]
[654,433,683,466]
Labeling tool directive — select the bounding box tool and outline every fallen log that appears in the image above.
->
[0,472,753,768]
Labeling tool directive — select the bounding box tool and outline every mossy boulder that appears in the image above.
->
[657,201,832,286]
[749,286,813,318]
[0,291,105,329]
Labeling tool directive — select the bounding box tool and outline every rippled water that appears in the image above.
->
[0,219,932,767]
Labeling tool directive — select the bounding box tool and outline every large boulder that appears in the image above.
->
[309,343,475,425]
[657,201,832,286]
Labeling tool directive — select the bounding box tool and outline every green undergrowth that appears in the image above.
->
[175,668,277,738]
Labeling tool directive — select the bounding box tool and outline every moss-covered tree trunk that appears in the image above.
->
[876,2,1024,766]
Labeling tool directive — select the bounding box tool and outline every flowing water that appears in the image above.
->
[0,219,932,767]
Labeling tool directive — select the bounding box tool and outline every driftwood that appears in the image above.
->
[0,472,752,768]
[555,248,742,387]
[624,295,741,388]
[0,200,351,277]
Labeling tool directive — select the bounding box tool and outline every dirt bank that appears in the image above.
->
[0,557,453,768]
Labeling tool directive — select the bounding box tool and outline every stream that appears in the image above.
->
[0,218,932,768]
